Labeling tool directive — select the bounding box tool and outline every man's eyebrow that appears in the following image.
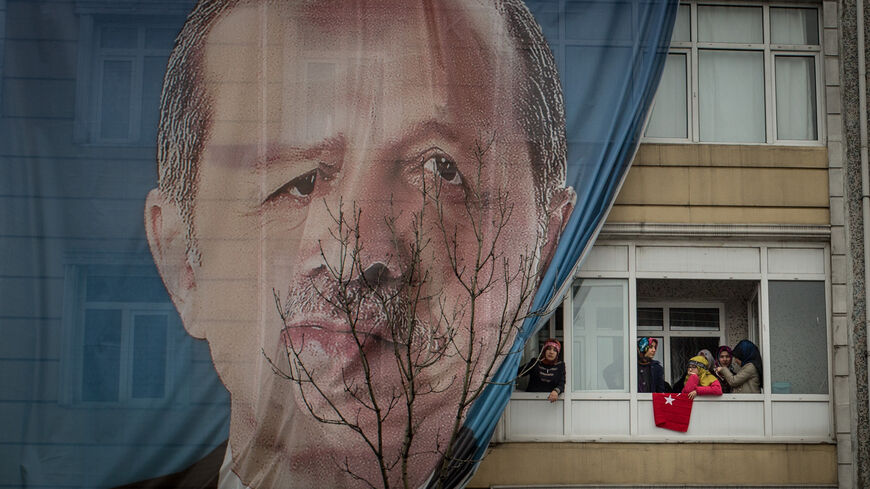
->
[398,120,462,146]
[255,135,346,170]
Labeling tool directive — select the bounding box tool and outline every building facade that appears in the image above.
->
[471,1,870,488]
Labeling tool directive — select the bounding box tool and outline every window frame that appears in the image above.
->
[73,14,183,146]
[636,301,725,383]
[643,1,825,145]
[60,258,187,408]
[505,241,833,442]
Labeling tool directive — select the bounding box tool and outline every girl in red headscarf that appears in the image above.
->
[518,339,566,402]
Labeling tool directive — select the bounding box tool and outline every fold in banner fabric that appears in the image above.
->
[653,393,695,433]
[3,0,676,487]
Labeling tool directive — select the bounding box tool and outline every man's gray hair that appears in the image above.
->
[156,0,567,263]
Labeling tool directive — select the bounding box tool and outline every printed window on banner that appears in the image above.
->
[637,303,724,388]
[66,264,180,405]
[79,18,179,145]
[572,279,629,392]
[644,2,821,143]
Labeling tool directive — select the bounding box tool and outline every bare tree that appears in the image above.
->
[266,137,545,489]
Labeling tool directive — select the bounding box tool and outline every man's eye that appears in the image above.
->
[267,169,317,202]
[423,155,463,185]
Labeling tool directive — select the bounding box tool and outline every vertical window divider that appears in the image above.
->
[823,244,835,438]
[563,280,574,436]
[628,244,639,436]
[763,3,775,143]
[760,245,773,437]
[690,3,700,142]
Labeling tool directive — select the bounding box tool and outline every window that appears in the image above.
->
[504,244,833,443]
[64,263,181,405]
[572,279,629,392]
[637,303,724,386]
[768,281,828,394]
[644,2,821,143]
[76,17,182,145]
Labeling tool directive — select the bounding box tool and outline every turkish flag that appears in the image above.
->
[652,393,694,432]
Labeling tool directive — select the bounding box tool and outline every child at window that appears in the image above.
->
[518,339,565,402]
[682,355,722,399]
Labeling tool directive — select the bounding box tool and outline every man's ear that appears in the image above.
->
[145,189,204,339]
[539,186,576,275]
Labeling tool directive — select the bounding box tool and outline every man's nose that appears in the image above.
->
[362,261,394,287]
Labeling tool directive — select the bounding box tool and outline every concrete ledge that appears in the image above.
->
[469,442,837,488]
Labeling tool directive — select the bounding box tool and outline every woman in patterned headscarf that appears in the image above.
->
[681,354,722,399]
[716,340,762,393]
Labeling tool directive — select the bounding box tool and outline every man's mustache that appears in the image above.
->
[280,269,439,348]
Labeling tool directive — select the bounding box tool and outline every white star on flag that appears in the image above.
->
[664,395,675,405]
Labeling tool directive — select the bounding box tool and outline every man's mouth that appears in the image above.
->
[280,320,396,352]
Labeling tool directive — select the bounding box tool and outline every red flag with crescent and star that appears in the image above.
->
[652,393,694,432]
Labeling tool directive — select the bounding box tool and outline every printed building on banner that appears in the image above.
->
[470,2,868,489]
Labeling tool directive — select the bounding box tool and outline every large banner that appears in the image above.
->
[2,0,675,487]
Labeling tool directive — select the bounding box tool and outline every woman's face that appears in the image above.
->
[718,351,732,367]
[687,365,699,376]
[544,346,558,362]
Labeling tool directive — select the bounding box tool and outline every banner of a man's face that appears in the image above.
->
[3,0,675,487]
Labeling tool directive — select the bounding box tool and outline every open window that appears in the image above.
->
[503,243,832,441]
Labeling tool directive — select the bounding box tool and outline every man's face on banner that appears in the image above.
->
[147,1,573,487]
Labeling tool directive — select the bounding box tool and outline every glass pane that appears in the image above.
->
[669,307,720,330]
[572,280,628,392]
[671,4,690,42]
[776,56,818,140]
[82,309,122,402]
[132,314,168,399]
[99,26,138,49]
[699,50,765,143]
[771,8,820,45]
[637,307,664,330]
[769,281,828,394]
[669,336,720,387]
[99,60,133,140]
[644,53,687,138]
[565,2,632,42]
[86,274,168,303]
[141,56,169,143]
[145,27,179,50]
[698,6,763,44]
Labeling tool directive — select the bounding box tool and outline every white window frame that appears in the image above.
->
[503,241,833,442]
[643,1,824,145]
[637,301,725,383]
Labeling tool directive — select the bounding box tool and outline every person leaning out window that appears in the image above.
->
[518,339,565,402]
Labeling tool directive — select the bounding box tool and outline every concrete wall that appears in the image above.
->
[470,442,838,488]
[611,144,830,225]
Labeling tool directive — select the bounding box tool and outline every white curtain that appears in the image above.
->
[699,50,765,143]
[698,6,762,43]
[776,56,817,140]
[645,53,687,138]
[771,7,819,45]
